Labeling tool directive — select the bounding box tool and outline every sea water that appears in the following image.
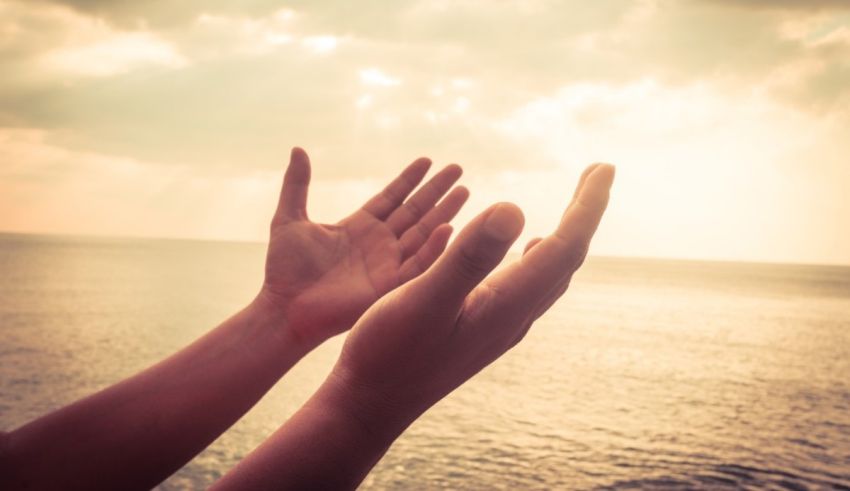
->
[1,233,848,489]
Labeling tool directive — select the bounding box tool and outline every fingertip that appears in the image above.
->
[605,163,616,183]
[594,162,615,174]
[588,163,615,191]
[402,157,432,183]
[290,146,309,161]
[452,185,470,201]
[559,163,613,240]
[584,162,603,174]
[411,157,432,171]
[570,163,595,200]
[285,147,311,184]
[523,237,543,255]
[482,202,524,242]
[445,163,463,178]
[434,223,454,245]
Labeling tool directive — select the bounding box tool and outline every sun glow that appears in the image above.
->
[1,0,848,264]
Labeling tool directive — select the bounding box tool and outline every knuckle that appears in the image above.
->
[455,245,494,282]
[383,186,403,204]
[270,214,286,229]
[505,312,536,350]
[576,192,608,212]
[410,253,426,277]
[510,325,531,348]
[570,243,590,270]
[566,247,588,272]
[413,222,430,240]
[461,284,499,321]
[553,234,590,271]
[399,236,416,258]
[403,199,425,218]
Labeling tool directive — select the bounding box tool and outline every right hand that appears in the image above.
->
[328,163,615,425]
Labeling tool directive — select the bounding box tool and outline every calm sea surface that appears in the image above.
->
[1,233,849,490]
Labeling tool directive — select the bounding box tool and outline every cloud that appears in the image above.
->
[41,32,185,77]
[29,0,289,28]
[2,0,847,180]
[359,67,401,87]
[3,0,850,262]
[705,0,850,11]
[1,0,547,176]
[301,35,338,54]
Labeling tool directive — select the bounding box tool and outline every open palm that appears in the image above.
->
[261,148,469,344]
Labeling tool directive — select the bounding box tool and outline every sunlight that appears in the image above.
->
[359,68,402,87]
[302,35,338,54]
[38,16,185,77]
[1,0,848,264]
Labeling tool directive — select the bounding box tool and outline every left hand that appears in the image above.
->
[259,147,469,346]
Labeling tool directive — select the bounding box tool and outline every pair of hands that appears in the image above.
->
[0,146,611,491]
[261,147,613,424]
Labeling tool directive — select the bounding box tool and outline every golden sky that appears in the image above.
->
[1,0,849,265]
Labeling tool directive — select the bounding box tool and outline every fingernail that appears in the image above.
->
[483,203,524,241]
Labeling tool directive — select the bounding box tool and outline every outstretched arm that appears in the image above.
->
[0,148,468,491]
[212,163,615,490]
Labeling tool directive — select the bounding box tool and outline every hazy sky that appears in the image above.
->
[1,0,849,264]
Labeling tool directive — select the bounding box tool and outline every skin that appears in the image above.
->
[212,163,615,490]
[0,148,469,491]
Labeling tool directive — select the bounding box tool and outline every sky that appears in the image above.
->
[1,0,849,265]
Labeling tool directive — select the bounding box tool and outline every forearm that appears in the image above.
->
[2,294,314,491]
[212,371,420,491]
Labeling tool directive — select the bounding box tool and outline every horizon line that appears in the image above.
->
[1,229,848,270]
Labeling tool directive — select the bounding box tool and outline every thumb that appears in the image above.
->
[410,202,524,314]
[275,147,311,222]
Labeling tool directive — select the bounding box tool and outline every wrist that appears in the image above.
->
[313,364,426,445]
[247,290,319,357]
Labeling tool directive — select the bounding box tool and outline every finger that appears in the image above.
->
[554,163,614,245]
[409,203,524,314]
[398,224,454,283]
[523,237,543,256]
[399,186,469,260]
[571,163,603,204]
[484,164,614,313]
[275,147,312,222]
[361,158,432,220]
[385,164,463,236]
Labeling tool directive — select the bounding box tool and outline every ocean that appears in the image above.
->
[1,232,849,490]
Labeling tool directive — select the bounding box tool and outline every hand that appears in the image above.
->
[209,163,613,491]
[260,147,469,346]
[329,163,614,424]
